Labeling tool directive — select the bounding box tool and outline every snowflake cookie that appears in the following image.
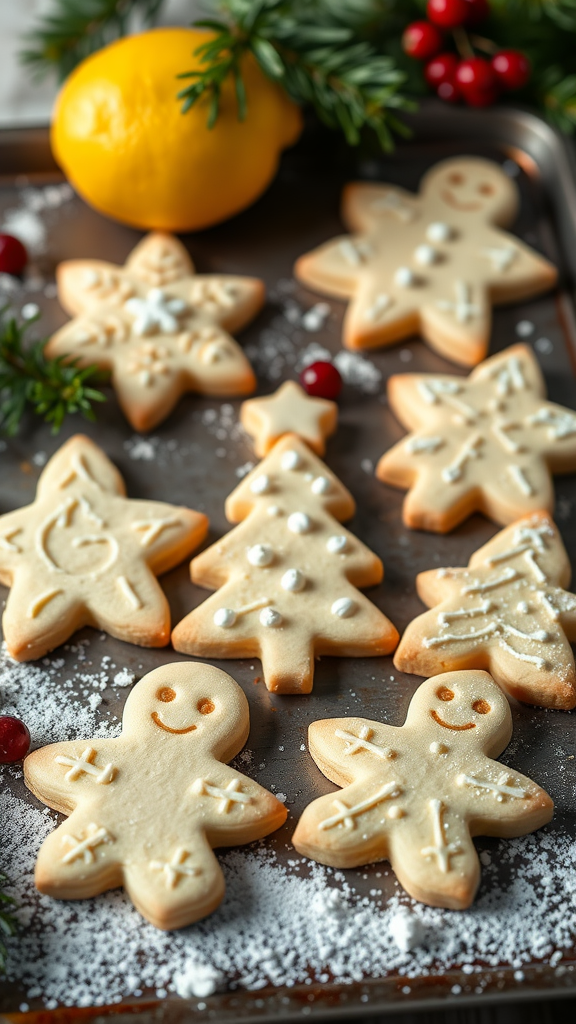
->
[376,344,576,532]
[395,512,576,710]
[24,662,287,930]
[292,670,553,909]
[294,157,557,365]
[0,435,207,660]
[45,233,261,430]
[172,433,399,693]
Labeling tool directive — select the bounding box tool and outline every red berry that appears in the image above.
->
[425,52,459,88]
[491,50,531,90]
[0,234,28,276]
[402,20,444,60]
[463,85,499,106]
[456,56,498,94]
[0,715,31,763]
[300,361,342,400]
[438,79,461,102]
[463,0,490,25]
[426,0,469,28]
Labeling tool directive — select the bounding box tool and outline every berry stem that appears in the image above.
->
[452,26,474,59]
[469,33,499,55]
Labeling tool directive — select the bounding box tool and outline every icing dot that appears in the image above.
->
[281,569,305,592]
[331,597,356,618]
[260,607,282,627]
[388,805,404,820]
[247,544,274,567]
[311,476,331,495]
[287,512,311,534]
[214,608,236,628]
[430,741,448,755]
[281,450,302,471]
[250,474,270,495]
[267,505,281,517]
[426,222,452,243]
[517,601,530,614]
[414,244,438,266]
[304,473,314,482]
[327,535,348,554]
[394,267,416,287]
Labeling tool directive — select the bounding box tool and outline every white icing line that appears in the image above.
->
[149,847,200,889]
[318,782,401,832]
[334,725,393,759]
[463,567,518,593]
[508,465,533,496]
[438,600,492,624]
[442,433,483,483]
[406,436,444,454]
[61,824,112,865]
[528,407,576,440]
[190,777,251,814]
[364,294,392,322]
[131,516,182,547]
[537,591,560,621]
[498,638,546,669]
[55,747,115,785]
[524,549,547,583]
[421,799,462,874]
[491,420,521,454]
[424,622,498,647]
[27,588,63,619]
[436,281,480,323]
[457,772,526,800]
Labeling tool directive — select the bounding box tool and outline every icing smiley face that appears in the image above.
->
[429,684,492,732]
[406,670,512,756]
[421,157,519,225]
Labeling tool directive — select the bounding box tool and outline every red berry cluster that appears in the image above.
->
[402,0,530,108]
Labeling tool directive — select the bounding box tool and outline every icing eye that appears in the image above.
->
[448,173,463,186]
[197,698,215,715]
[437,686,454,702]
[472,699,491,714]
[478,183,494,195]
[157,687,176,703]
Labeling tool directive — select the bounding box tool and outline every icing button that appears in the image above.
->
[247,544,274,567]
[311,476,331,495]
[287,512,312,534]
[327,535,348,554]
[331,597,356,618]
[414,244,439,266]
[250,474,270,495]
[394,267,416,288]
[426,222,453,243]
[281,450,302,471]
[214,608,237,628]
[281,569,305,592]
[260,607,283,627]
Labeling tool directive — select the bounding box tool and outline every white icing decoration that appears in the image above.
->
[116,575,142,609]
[486,524,553,565]
[55,746,115,785]
[250,474,270,495]
[527,407,576,440]
[149,847,199,889]
[463,567,518,593]
[406,436,444,454]
[28,588,63,619]
[457,772,525,801]
[281,569,305,592]
[339,240,371,266]
[508,464,533,496]
[311,476,331,495]
[517,601,530,614]
[416,379,477,423]
[36,498,77,572]
[61,823,112,865]
[214,608,237,628]
[438,600,492,624]
[388,805,404,819]
[124,288,187,335]
[498,638,546,669]
[335,725,393,759]
[83,270,100,288]
[426,222,452,243]
[491,419,521,454]
[190,777,251,813]
[364,294,392,323]
[281,450,302,471]
[371,192,414,221]
[287,512,311,534]
[331,597,356,618]
[78,496,104,527]
[394,267,416,288]
[537,591,560,621]
[327,535,348,554]
[318,781,401,831]
[414,244,439,266]
[476,356,526,396]
[247,543,274,567]
[481,246,518,272]
[436,281,480,323]
[442,433,483,483]
[267,506,281,517]
[524,549,547,582]
[260,607,283,627]
[189,279,238,311]
[420,799,462,874]
[131,516,181,547]
[504,623,549,642]
[429,741,448,755]
[424,622,498,647]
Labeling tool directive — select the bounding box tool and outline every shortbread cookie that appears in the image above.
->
[241,380,338,457]
[0,435,207,660]
[45,233,261,431]
[172,433,398,693]
[294,157,557,365]
[292,670,553,909]
[376,344,576,532]
[395,512,576,710]
[24,662,287,930]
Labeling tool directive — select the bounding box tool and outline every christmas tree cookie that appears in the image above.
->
[45,233,261,431]
[172,433,399,693]
[24,662,287,930]
[295,157,557,366]
[293,670,553,909]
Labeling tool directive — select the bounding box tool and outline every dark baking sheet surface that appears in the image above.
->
[2,106,576,1021]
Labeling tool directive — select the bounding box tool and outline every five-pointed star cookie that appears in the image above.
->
[24,663,287,930]
[240,380,338,456]
[294,157,557,366]
[45,233,262,431]
[395,512,576,710]
[376,344,576,533]
[292,670,553,909]
[0,435,207,660]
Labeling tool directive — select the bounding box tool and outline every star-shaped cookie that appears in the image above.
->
[45,233,262,431]
[294,157,557,365]
[240,380,338,456]
[292,670,553,909]
[0,435,207,660]
[376,344,576,532]
[24,662,287,930]
[395,512,576,710]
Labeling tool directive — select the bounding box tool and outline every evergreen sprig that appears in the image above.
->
[0,309,107,435]
[0,874,18,974]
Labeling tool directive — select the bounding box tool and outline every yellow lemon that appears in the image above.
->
[51,27,302,232]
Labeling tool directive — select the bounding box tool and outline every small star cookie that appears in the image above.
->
[240,380,338,456]
[395,512,576,710]
[292,670,553,909]
[0,435,207,660]
[45,233,262,431]
[294,157,557,365]
[24,662,287,930]
[376,344,576,532]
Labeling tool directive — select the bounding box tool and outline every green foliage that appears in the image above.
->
[0,309,107,436]
[0,874,18,974]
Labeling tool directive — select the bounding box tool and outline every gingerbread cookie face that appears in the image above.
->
[292,670,553,910]
[294,157,557,365]
[395,512,576,710]
[240,381,338,457]
[172,434,398,693]
[0,435,207,660]
[376,344,576,532]
[45,233,261,431]
[24,662,287,931]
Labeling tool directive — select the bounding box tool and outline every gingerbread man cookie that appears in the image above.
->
[45,233,261,431]
[295,157,557,365]
[240,381,338,457]
[172,434,398,693]
[292,670,553,909]
[24,662,287,931]
[376,344,576,532]
[395,512,576,710]
[0,435,207,660]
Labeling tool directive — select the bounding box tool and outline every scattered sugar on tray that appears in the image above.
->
[535,337,554,355]
[112,668,136,688]
[173,962,225,998]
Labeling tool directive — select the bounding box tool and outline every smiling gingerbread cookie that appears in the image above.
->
[294,157,557,365]
[24,662,287,930]
[292,670,553,909]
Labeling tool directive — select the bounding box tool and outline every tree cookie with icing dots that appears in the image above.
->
[172,433,399,693]
[45,233,261,431]
[395,512,576,710]
[0,434,207,660]
[292,670,553,910]
[24,662,287,930]
[294,157,557,366]
[376,344,576,533]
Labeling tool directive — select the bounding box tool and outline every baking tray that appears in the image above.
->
[2,103,576,1021]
